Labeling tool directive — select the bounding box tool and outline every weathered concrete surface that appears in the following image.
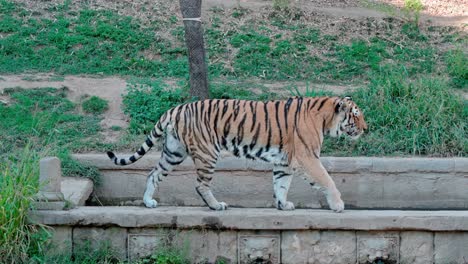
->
[75,154,468,209]
[73,227,127,260]
[178,230,237,264]
[282,231,356,264]
[30,206,468,231]
[434,232,468,264]
[400,231,434,264]
[45,226,72,257]
[35,157,65,210]
[357,231,399,264]
[238,231,280,264]
[61,178,93,206]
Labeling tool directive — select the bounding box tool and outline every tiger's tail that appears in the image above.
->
[107,120,165,166]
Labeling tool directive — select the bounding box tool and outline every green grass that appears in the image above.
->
[446,48,468,89]
[0,87,102,181]
[82,96,109,115]
[321,66,467,156]
[0,0,461,84]
[0,146,50,263]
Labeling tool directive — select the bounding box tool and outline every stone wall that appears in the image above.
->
[33,155,468,263]
[74,154,468,209]
[32,207,468,264]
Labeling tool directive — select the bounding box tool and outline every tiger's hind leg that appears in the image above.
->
[143,125,187,208]
[273,164,295,210]
[193,152,227,210]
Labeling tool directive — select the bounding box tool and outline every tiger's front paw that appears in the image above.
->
[329,197,344,213]
[144,199,158,208]
[277,201,295,211]
[215,202,228,211]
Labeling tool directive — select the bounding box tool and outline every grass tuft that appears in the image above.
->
[0,146,50,263]
[82,96,109,115]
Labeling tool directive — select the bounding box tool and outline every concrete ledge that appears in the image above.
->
[73,153,468,173]
[30,206,468,231]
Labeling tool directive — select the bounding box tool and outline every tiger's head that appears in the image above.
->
[327,96,367,140]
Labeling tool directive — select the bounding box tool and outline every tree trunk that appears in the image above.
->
[179,0,210,100]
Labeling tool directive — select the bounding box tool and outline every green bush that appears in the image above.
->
[123,79,186,134]
[82,96,109,114]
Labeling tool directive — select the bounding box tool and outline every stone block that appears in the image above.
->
[454,158,468,173]
[73,227,127,260]
[434,232,468,264]
[176,229,238,264]
[400,231,433,264]
[238,231,280,264]
[281,230,356,264]
[357,232,399,264]
[128,232,165,262]
[39,157,62,193]
[45,226,72,257]
[61,177,93,206]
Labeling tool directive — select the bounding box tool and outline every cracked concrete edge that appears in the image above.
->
[72,153,468,173]
[29,206,468,231]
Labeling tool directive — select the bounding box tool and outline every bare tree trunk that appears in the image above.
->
[179,0,210,100]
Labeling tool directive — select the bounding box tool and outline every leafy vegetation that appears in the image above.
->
[0,0,462,84]
[0,87,102,180]
[0,147,50,263]
[445,48,468,89]
[321,67,467,156]
[82,96,109,115]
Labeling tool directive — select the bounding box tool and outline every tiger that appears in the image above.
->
[107,96,367,212]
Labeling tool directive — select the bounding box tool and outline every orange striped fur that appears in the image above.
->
[107,96,367,212]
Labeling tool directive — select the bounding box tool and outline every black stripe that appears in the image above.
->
[250,125,261,149]
[237,114,247,145]
[334,101,341,113]
[175,105,184,127]
[263,101,269,132]
[294,97,303,129]
[317,97,329,111]
[129,156,137,162]
[137,147,146,156]
[242,145,249,156]
[166,159,184,165]
[250,102,257,132]
[233,100,240,120]
[275,101,283,151]
[223,114,233,138]
[255,147,263,158]
[120,159,126,165]
[265,117,272,151]
[232,138,240,157]
[310,98,319,110]
[159,162,168,171]
[221,100,229,118]
[145,137,154,148]
[284,98,293,131]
